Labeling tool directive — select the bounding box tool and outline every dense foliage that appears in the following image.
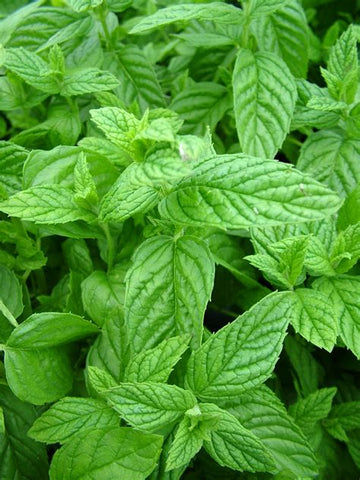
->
[0,0,360,478]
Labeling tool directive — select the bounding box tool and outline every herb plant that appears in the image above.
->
[0,0,359,478]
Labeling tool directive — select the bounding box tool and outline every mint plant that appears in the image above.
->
[0,0,359,478]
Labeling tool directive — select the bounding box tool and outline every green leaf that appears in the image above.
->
[3,47,58,93]
[289,387,337,440]
[331,222,360,273]
[284,336,321,397]
[338,184,360,228]
[99,382,197,432]
[251,0,309,77]
[159,154,341,229]
[107,44,165,111]
[65,0,103,13]
[0,185,94,224]
[124,335,189,383]
[7,7,81,51]
[170,82,231,135]
[284,289,338,352]
[0,1,42,45]
[61,67,119,96]
[90,107,140,158]
[292,79,339,130]
[0,385,48,479]
[185,292,292,402]
[125,235,214,352]
[233,49,296,159]
[202,403,275,473]
[226,385,318,477]
[62,238,93,277]
[245,253,290,288]
[81,269,125,327]
[6,312,98,348]
[321,26,358,104]
[0,265,23,339]
[166,415,204,472]
[297,128,360,197]
[0,141,28,195]
[23,145,82,189]
[324,401,360,431]
[49,426,163,480]
[247,0,287,18]
[130,3,244,34]
[99,145,190,222]
[313,275,360,358]
[4,346,74,405]
[28,397,119,444]
[87,314,128,384]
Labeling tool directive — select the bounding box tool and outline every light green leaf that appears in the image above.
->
[4,346,73,405]
[0,0,42,45]
[28,397,119,444]
[23,146,82,189]
[73,154,99,209]
[49,426,163,480]
[251,0,309,77]
[226,385,318,477]
[245,253,289,288]
[61,68,119,96]
[307,95,347,113]
[6,7,80,51]
[65,0,103,12]
[124,335,189,383]
[332,222,360,273]
[270,235,309,286]
[0,141,28,195]
[289,387,337,440]
[99,383,197,432]
[99,145,190,222]
[107,0,132,12]
[313,275,360,358]
[284,289,338,351]
[321,26,358,104]
[247,0,287,17]
[87,366,118,392]
[170,82,231,135]
[0,185,94,224]
[166,415,204,472]
[6,312,98,349]
[292,79,339,130]
[185,292,292,402]
[130,3,244,34]
[3,47,58,93]
[159,154,341,229]
[125,235,214,352]
[233,49,296,159]
[202,403,275,473]
[297,128,360,197]
[36,16,93,53]
[338,184,360,228]
[82,269,125,327]
[90,107,140,158]
[0,385,48,479]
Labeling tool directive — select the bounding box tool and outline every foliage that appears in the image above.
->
[0,0,359,478]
